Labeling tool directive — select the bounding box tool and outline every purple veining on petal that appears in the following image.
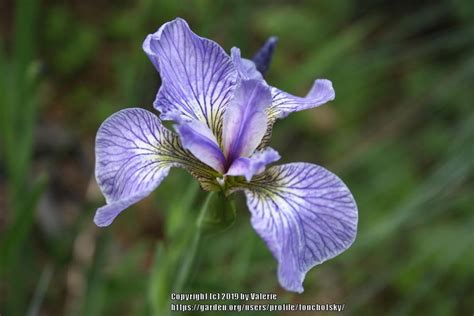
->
[242,163,358,292]
[252,36,278,76]
[232,42,334,133]
[94,18,357,296]
[270,79,335,118]
[222,79,272,164]
[142,18,237,134]
[94,108,177,227]
[172,116,226,173]
[231,47,263,80]
[227,147,280,181]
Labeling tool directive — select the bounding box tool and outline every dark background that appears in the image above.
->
[1,0,473,315]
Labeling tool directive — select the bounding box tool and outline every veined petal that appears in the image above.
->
[257,80,335,149]
[232,45,334,149]
[95,109,177,226]
[252,36,278,76]
[222,79,272,162]
[173,117,226,173]
[227,147,280,182]
[94,108,217,227]
[269,79,335,119]
[231,41,333,119]
[143,18,237,138]
[231,47,263,80]
[237,163,357,292]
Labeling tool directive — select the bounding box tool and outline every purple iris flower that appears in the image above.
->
[94,18,358,293]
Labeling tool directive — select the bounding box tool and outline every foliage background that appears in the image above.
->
[1,0,473,315]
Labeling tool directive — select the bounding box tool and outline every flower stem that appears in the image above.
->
[173,191,215,292]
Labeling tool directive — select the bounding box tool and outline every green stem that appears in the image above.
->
[173,191,215,292]
[26,264,54,316]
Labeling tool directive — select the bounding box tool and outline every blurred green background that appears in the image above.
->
[1,0,473,315]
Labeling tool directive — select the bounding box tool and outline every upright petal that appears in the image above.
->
[237,163,357,292]
[222,79,272,162]
[231,44,334,149]
[227,147,280,182]
[252,36,278,76]
[231,47,263,80]
[95,108,185,226]
[173,117,226,173]
[143,18,237,137]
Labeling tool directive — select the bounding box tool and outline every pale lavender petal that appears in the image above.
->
[252,36,278,76]
[269,79,335,119]
[255,79,335,150]
[231,44,334,150]
[173,117,226,173]
[94,108,182,227]
[231,47,263,80]
[143,18,237,137]
[240,163,358,292]
[227,147,280,181]
[222,79,272,162]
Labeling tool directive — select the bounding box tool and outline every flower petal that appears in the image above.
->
[238,163,357,292]
[227,147,280,181]
[143,18,237,138]
[94,178,169,227]
[256,79,335,150]
[269,79,335,119]
[252,36,278,76]
[231,47,263,80]
[94,108,216,226]
[222,79,272,162]
[173,117,226,173]
[232,45,334,149]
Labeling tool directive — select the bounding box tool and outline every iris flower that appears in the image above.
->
[94,18,358,293]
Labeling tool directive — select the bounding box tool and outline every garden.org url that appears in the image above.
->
[170,303,345,312]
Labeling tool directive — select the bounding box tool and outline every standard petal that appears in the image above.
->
[143,18,237,137]
[237,163,357,292]
[173,118,226,173]
[227,147,280,181]
[269,79,335,119]
[252,36,278,76]
[222,79,272,162]
[231,47,263,80]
